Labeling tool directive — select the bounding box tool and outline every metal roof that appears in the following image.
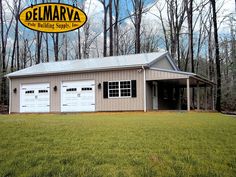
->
[6,52,169,78]
[150,67,215,86]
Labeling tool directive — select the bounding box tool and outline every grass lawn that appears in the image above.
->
[0,112,235,177]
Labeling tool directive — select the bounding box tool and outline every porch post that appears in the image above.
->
[197,81,200,110]
[204,86,207,110]
[187,78,190,111]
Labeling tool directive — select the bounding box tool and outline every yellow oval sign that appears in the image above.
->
[19,3,87,33]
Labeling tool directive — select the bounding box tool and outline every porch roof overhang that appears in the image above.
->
[147,68,215,87]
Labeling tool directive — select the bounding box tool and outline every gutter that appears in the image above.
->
[191,75,215,86]
[7,76,11,114]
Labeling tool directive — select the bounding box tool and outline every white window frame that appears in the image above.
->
[108,80,131,98]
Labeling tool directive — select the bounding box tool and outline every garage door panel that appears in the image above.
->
[20,83,50,113]
[61,80,95,112]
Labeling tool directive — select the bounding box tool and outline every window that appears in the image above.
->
[39,90,48,93]
[120,81,131,97]
[109,82,119,97]
[66,88,77,92]
[108,81,131,98]
[81,87,92,91]
[25,90,34,94]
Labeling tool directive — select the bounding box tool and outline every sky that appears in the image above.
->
[2,0,236,60]
[3,0,235,35]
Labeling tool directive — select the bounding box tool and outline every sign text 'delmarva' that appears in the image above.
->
[19,3,87,33]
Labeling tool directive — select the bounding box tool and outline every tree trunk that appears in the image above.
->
[114,0,119,55]
[186,0,194,108]
[210,0,221,111]
[52,33,59,61]
[36,31,43,64]
[109,0,113,56]
[0,0,7,105]
[77,29,82,59]
[45,33,49,62]
[104,8,107,57]
[100,0,108,57]
[187,0,194,73]
[133,0,143,54]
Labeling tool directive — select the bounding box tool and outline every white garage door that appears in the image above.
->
[20,83,50,113]
[61,80,95,112]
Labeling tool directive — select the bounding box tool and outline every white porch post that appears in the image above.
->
[197,81,200,110]
[187,78,190,111]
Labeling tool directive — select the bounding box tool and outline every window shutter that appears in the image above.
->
[131,80,137,97]
[103,82,108,98]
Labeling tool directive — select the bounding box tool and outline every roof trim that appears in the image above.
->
[7,52,170,78]
[166,53,179,71]
[146,52,168,66]
[150,67,194,75]
[150,67,215,86]
[6,65,145,78]
[147,52,179,71]
[190,75,216,86]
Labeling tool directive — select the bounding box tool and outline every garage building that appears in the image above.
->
[6,52,215,113]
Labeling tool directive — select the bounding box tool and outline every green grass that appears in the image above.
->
[0,112,236,177]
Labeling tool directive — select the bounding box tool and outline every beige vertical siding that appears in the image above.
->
[145,69,189,111]
[10,69,144,113]
[151,56,174,70]
[146,69,188,80]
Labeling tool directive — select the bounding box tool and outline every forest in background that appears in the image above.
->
[0,0,236,112]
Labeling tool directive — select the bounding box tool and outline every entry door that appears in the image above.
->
[20,83,50,113]
[61,80,95,112]
[152,82,158,110]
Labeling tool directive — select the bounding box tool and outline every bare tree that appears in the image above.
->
[99,0,109,57]
[150,3,169,51]
[6,0,21,71]
[51,33,59,61]
[114,0,119,55]
[165,0,186,67]
[186,0,194,73]
[44,33,49,62]
[0,0,7,104]
[109,0,113,56]
[130,0,144,54]
[62,33,68,61]
[210,0,221,111]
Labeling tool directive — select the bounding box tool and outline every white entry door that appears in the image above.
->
[20,83,50,113]
[61,80,95,112]
[152,82,158,110]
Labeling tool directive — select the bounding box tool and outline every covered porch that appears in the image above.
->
[145,68,215,111]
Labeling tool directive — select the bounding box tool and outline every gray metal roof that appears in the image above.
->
[6,52,170,78]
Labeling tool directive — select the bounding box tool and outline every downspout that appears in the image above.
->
[142,66,146,112]
[8,77,11,114]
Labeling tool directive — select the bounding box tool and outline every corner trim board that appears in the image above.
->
[8,77,11,114]
[142,66,146,112]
